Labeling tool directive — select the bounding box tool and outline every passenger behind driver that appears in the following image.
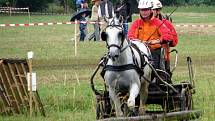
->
[152,0,178,76]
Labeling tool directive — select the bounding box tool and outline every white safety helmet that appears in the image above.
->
[138,0,153,9]
[152,0,162,9]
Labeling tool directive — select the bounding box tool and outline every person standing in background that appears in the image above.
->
[88,0,100,41]
[115,0,132,37]
[76,0,84,11]
[79,12,87,41]
[98,0,115,31]
[78,1,88,41]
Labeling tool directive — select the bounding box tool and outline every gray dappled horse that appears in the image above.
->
[101,18,152,117]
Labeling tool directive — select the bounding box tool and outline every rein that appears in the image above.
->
[120,42,131,53]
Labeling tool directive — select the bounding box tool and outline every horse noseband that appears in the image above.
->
[108,44,121,50]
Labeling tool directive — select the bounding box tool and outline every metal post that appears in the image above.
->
[9,7,11,16]
[27,7,30,24]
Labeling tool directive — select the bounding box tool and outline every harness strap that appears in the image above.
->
[131,43,147,69]
[103,64,144,76]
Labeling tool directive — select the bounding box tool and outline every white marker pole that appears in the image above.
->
[27,51,33,117]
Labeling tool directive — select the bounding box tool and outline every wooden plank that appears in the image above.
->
[14,63,30,113]
[0,106,12,115]
[27,59,33,117]
[14,63,29,99]
[0,59,45,116]
[0,64,16,115]
[0,61,11,106]
[35,91,46,116]
[0,86,8,114]
[32,92,39,115]
[2,64,21,113]
[21,61,38,116]
[21,63,29,73]
[0,84,10,108]
[0,74,11,106]
[8,63,28,113]
[20,62,32,114]
[99,110,202,121]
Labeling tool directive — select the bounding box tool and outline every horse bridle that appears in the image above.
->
[102,25,126,52]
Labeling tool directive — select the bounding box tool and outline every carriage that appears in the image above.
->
[90,20,202,120]
[91,55,201,120]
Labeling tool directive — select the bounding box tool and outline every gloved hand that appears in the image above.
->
[161,40,169,44]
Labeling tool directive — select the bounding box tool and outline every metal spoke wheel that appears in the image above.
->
[178,87,193,121]
[95,92,113,120]
[96,100,104,120]
[180,88,193,111]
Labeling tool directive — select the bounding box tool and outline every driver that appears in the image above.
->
[127,0,173,82]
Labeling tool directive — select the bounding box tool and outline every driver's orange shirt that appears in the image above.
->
[128,17,172,50]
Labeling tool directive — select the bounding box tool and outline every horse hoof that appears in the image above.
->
[139,108,146,115]
[127,99,135,108]
[116,112,123,117]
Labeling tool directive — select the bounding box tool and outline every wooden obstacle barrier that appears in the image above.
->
[99,110,202,121]
[0,58,45,116]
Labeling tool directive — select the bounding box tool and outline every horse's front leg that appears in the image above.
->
[109,87,123,117]
[127,82,140,108]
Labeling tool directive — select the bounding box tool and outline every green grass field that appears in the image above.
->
[0,6,215,121]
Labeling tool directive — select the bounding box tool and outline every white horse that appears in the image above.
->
[101,19,152,117]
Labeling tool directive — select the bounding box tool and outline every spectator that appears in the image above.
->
[98,0,115,31]
[76,0,88,11]
[88,0,100,41]
[79,12,87,41]
[115,0,132,37]
[78,1,89,41]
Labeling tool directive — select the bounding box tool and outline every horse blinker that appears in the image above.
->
[101,31,107,41]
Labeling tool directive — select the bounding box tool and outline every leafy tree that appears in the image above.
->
[16,0,53,11]
[0,0,17,7]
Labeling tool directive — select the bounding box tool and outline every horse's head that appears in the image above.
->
[101,25,125,61]
[101,18,125,61]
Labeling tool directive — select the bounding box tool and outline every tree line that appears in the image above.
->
[0,0,214,12]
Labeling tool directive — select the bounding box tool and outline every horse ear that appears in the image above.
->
[104,17,109,24]
[101,31,107,41]
[119,15,124,25]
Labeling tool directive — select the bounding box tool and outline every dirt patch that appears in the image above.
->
[174,23,215,35]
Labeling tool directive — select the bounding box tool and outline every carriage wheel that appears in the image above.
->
[96,100,105,120]
[180,88,193,111]
[178,88,193,121]
[162,97,175,113]
[96,94,113,119]
[121,102,139,117]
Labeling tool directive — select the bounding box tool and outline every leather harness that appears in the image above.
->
[100,42,148,78]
